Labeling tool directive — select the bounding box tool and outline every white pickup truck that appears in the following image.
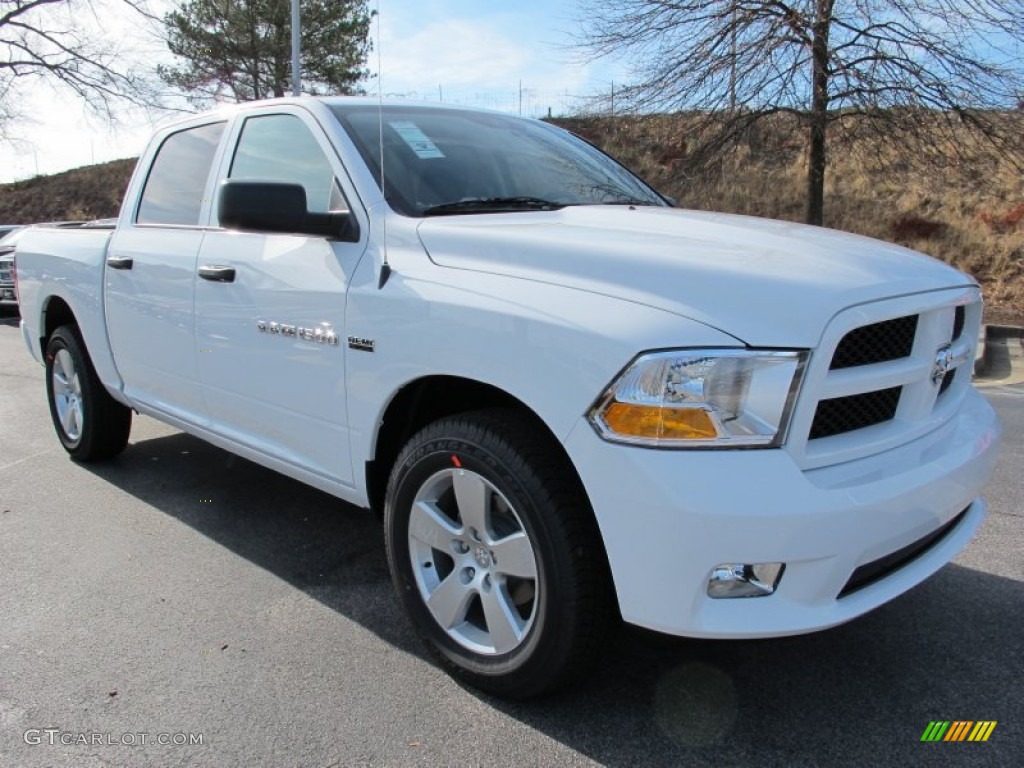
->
[14,97,1000,698]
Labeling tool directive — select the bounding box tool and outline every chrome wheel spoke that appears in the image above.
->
[57,350,74,382]
[490,532,538,580]
[410,500,462,551]
[59,402,74,434]
[51,349,83,440]
[53,351,73,393]
[70,402,83,436]
[452,470,490,538]
[427,571,475,630]
[480,584,525,654]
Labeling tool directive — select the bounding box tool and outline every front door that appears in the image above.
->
[193,109,367,485]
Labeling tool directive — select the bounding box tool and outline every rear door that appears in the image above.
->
[193,107,367,484]
[104,120,228,422]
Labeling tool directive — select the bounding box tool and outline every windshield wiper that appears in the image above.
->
[422,197,566,216]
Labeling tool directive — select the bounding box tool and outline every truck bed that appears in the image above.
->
[15,227,121,391]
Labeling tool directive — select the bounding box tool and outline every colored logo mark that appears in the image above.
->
[920,721,997,742]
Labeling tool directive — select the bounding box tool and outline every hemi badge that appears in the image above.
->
[348,336,375,352]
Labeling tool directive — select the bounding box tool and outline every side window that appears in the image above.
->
[137,122,225,226]
[228,114,347,215]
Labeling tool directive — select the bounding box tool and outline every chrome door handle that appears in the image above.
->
[198,265,236,283]
[106,256,133,270]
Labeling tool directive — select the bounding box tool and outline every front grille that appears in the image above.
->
[830,315,918,370]
[809,386,901,440]
[838,507,969,598]
[795,294,979,468]
[938,369,956,395]
[952,305,965,341]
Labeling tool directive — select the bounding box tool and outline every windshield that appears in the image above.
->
[331,106,666,217]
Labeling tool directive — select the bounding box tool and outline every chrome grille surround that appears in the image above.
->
[787,286,981,471]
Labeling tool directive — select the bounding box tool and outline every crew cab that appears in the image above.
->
[13,97,1001,698]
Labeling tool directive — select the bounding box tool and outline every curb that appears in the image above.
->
[974,325,1024,387]
[970,323,987,374]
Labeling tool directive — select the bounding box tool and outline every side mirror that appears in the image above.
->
[218,181,359,241]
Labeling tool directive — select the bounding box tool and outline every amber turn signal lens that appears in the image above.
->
[603,402,718,440]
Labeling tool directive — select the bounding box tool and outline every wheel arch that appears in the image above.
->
[39,293,127,407]
[365,377,611,582]
[367,376,525,511]
[40,294,77,349]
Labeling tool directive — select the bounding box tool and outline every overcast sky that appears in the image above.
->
[0,0,626,183]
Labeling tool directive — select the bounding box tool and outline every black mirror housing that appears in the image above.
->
[218,181,359,241]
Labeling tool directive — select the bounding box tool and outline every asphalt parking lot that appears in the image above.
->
[1,311,1021,768]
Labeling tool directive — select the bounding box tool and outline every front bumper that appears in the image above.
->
[564,387,1000,638]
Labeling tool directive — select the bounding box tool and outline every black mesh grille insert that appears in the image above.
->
[838,507,969,598]
[952,305,965,341]
[830,315,918,370]
[809,387,901,440]
[938,368,956,395]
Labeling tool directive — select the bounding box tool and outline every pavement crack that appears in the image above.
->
[0,450,52,471]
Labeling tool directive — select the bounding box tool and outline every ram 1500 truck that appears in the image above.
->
[14,97,1001,698]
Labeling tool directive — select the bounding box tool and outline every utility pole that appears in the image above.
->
[291,0,301,96]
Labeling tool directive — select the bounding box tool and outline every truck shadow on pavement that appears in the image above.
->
[83,429,1023,767]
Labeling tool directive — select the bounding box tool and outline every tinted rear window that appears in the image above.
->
[137,122,226,226]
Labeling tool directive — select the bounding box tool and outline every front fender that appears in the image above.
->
[343,243,740,500]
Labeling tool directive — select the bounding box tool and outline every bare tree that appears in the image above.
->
[0,0,160,137]
[576,1,1024,225]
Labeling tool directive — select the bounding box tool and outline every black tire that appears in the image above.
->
[45,325,132,461]
[384,408,615,698]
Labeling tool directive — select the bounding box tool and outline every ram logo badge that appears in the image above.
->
[257,320,339,346]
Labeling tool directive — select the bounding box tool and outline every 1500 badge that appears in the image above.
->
[256,319,340,346]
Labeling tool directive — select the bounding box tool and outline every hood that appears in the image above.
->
[415,206,972,347]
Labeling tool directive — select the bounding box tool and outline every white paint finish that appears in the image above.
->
[562,388,1000,636]
[189,101,372,486]
[416,206,973,348]
[342,214,741,501]
[104,226,208,421]
[193,230,360,485]
[12,227,124,396]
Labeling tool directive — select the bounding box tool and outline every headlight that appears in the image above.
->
[588,349,806,448]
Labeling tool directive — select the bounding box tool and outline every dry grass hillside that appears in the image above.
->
[1,115,1021,323]
[0,158,136,223]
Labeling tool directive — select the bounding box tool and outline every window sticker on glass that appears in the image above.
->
[390,121,445,159]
